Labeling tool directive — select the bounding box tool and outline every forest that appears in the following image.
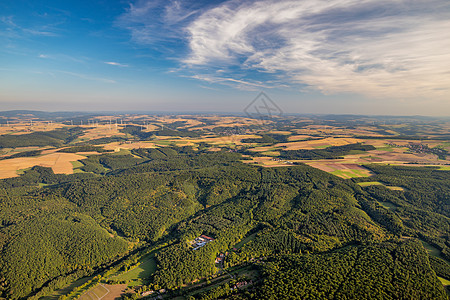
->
[0,139,448,299]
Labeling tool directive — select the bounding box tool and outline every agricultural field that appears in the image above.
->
[0,111,449,299]
[305,161,373,178]
[0,152,89,179]
[78,284,129,300]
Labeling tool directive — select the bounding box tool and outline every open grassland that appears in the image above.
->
[357,182,404,191]
[358,181,384,187]
[234,232,257,249]
[0,153,87,179]
[113,257,157,286]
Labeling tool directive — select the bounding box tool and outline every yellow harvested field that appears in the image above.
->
[0,153,88,179]
[303,161,373,178]
[102,142,156,151]
[292,125,387,137]
[267,130,292,135]
[276,137,363,150]
[0,123,65,135]
[191,135,260,145]
[242,156,296,167]
[76,125,126,141]
[249,146,277,152]
[288,135,316,141]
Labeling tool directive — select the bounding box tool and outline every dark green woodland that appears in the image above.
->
[0,122,448,299]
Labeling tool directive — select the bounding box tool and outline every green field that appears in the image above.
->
[331,169,368,178]
[71,160,84,168]
[421,240,442,258]
[111,256,157,286]
[357,181,384,187]
[261,151,280,157]
[375,146,395,152]
[42,276,93,300]
[378,201,397,210]
[358,181,404,191]
[438,277,450,286]
[233,232,257,249]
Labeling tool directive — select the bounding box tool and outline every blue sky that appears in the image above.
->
[1,0,449,115]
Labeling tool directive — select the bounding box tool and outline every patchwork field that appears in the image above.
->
[305,162,373,178]
[0,123,65,135]
[0,152,88,179]
[75,124,126,142]
[79,284,128,300]
[101,141,157,151]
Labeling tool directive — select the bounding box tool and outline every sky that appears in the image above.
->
[0,0,449,115]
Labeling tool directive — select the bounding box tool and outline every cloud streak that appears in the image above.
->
[58,71,116,84]
[105,61,129,67]
[181,0,450,99]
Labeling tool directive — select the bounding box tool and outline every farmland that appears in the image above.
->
[0,111,449,299]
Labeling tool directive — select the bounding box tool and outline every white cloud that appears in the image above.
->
[183,0,450,99]
[116,0,201,44]
[105,61,129,67]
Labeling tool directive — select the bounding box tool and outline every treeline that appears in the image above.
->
[0,165,94,189]
[430,256,450,280]
[120,125,200,140]
[359,164,450,260]
[0,127,83,148]
[257,240,447,299]
[279,143,376,160]
[58,145,110,153]
[0,150,42,160]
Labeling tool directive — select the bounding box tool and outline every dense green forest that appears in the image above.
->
[279,143,376,160]
[0,142,448,299]
[0,128,84,148]
[356,165,450,261]
[258,240,446,299]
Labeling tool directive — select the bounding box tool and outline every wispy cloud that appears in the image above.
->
[104,61,129,67]
[36,53,87,64]
[188,74,274,91]
[116,0,211,45]
[58,71,116,84]
[180,0,450,99]
[0,15,61,38]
